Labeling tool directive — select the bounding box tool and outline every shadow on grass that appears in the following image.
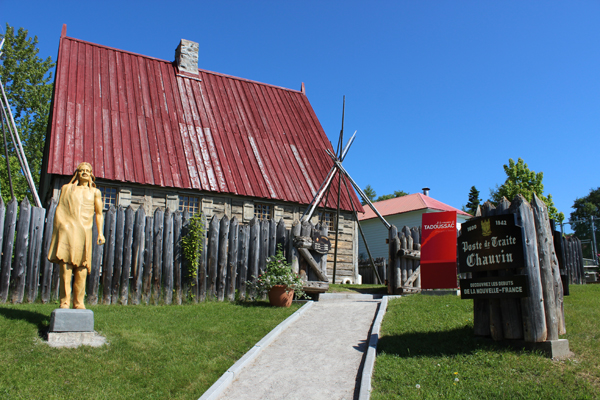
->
[0,307,51,340]
[377,326,510,358]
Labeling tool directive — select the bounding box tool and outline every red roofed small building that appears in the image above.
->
[40,27,363,282]
[357,190,471,260]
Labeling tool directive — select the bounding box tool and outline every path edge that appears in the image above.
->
[198,301,315,400]
[358,295,401,400]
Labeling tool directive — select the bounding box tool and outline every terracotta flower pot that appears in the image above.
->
[268,285,294,307]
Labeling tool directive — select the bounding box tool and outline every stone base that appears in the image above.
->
[47,331,107,348]
[50,309,94,332]
[510,339,574,360]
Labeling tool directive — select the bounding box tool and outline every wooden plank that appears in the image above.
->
[303,281,329,293]
[217,215,230,301]
[531,194,560,340]
[173,211,183,305]
[141,215,153,304]
[227,216,239,301]
[131,207,146,305]
[238,224,249,301]
[248,217,260,298]
[207,214,220,299]
[25,206,45,303]
[162,208,174,305]
[0,199,17,302]
[119,206,135,305]
[11,198,32,303]
[152,208,164,304]
[510,195,547,342]
[297,248,328,282]
[198,213,208,302]
[102,206,116,304]
[404,266,420,287]
[40,199,57,303]
[111,206,125,304]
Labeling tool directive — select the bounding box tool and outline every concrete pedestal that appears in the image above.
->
[48,309,106,348]
[510,339,574,360]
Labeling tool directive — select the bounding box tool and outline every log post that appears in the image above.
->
[248,217,259,298]
[26,206,45,303]
[510,195,547,342]
[207,215,220,299]
[40,199,57,303]
[217,215,230,301]
[162,208,174,305]
[196,213,207,302]
[141,215,154,304]
[102,206,116,305]
[151,208,164,305]
[10,198,31,303]
[290,220,301,273]
[388,225,398,295]
[173,211,183,305]
[112,206,125,304]
[131,207,147,305]
[238,224,249,300]
[227,216,239,301]
[120,205,135,305]
[532,194,561,340]
[0,198,18,303]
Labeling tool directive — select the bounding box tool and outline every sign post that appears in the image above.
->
[421,211,458,289]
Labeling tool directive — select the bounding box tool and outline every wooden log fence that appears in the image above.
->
[387,225,421,295]
[0,198,331,305]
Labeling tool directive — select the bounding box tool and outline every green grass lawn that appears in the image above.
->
[0,301,300,399]
[372,284,600,399]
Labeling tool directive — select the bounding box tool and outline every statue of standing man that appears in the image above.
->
[48,162,105,309]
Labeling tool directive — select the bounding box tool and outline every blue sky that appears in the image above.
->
[3,1,599,232]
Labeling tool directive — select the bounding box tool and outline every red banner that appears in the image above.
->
[421,211,458,289]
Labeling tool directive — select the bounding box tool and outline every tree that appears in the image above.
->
[0,24,54,203]
[362,184,376,205]
[465,186,481,215]
[490,158,564,223]
[362,185,409,204]
[569,187,599,260]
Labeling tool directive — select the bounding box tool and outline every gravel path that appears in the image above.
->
[216,298,381,400]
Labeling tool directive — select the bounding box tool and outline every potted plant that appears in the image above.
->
[249,245,306,307]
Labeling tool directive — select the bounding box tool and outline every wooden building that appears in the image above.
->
[39,25,363,283]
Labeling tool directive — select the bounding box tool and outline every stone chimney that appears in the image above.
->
[175,39,199,75]
[422,187,430,196]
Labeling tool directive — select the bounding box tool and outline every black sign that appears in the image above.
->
[312,235,331,254]
[458,214,525,273]
[460,275,529,299]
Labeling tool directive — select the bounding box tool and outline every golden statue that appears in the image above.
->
[48,162,106,309]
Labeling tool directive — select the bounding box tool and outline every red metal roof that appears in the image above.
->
[45,33,363,213]
[357,193,471,221]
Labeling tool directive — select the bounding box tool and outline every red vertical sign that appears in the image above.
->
[421,211,458,289]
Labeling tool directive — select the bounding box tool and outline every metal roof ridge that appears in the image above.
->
[62,36,173,64]
[61,36,304,95]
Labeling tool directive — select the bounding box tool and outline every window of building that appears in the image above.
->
[319,211,335,231]
[97,186,117,209]
[179,195,200,214]
[254,203,272,221]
